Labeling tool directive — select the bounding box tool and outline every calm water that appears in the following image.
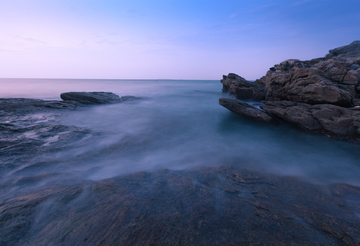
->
[1,78,360,187]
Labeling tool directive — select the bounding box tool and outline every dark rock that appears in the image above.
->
[60,92,121,104]
[0,98,82,113]
[220,41,360,142]
[263,60,356,107]
[221,74,265,100]
[219,98,276,124]
[261,101,360,140]
[1,166,360,246]
[325,40,360,62]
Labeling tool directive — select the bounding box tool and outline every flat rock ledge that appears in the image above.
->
[60,92,121,104]
[219,98,276,124]
[1,166,360,245]
[220,41,360,142]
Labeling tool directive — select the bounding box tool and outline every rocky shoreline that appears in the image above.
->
[2,166,360,245]
[220,41,360,142]
[1,74,360,244]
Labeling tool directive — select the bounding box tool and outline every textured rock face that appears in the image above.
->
[1,166,360,246]
[262,42,360,106]
[60,92,121,104]
[221,73,265,100]
[221,41,360,107]
[220,41,360,141]
[261,101,360,140]
[219,98,276,124]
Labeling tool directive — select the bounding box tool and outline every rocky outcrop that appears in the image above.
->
[220,41,360,142]
[264,58,359,106]
[219,98,276,124]
[221,73,265,100]
[60,92,121,104]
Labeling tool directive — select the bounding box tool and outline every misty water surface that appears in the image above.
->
[1,78,360,189]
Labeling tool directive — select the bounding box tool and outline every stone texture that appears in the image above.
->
[219,98,276,124]
[261,101,360,140]
[221,74,265,100]
[60,92,121,104]
[220,41,360,141]
[1,166,360,246]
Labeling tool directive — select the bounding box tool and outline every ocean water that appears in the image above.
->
[1,78,360,187]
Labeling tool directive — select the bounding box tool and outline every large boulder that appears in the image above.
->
[60,92,121,104]
[219,98,276,124]
[264,59,358,107]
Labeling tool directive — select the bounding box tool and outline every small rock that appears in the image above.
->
[60,92,121,104]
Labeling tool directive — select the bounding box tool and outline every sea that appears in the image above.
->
[1,78,360,187]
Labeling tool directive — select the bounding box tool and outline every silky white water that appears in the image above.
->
[1,78,360,188]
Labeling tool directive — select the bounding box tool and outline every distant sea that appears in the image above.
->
[1,78,360,186]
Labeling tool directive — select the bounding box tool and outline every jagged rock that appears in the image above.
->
[221,74,265,100]
[264,60,357,107]
[261,101,360,140]
[60,92,121,104]
[219,98,276,123]
[221,41,360,107]
[325,40,360,62]
[262,42,360,106]
[220,41,360,142]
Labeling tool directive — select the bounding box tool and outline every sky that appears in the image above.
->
[0,0,359,80]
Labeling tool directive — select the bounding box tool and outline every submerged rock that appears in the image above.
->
[60,92,121,104]
[219,98,276,124]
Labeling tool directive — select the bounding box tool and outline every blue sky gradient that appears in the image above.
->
[1,0,359,79]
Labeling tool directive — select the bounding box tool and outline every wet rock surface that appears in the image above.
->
[1,166,360,246]
[220,41,360,142]
[1,92,360,245]
[219,98,276,124]
[261,101,360,141]
[60,92,121,104]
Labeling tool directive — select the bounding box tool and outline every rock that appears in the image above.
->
[263,60,355,107]
[219,98,276,124]
[0,98,81,114]
[60,92,121,104]
[220,41,360,142]
[1,166,360,246]
[120,95,142,102]
[261,101,360,140]
[325,40,360,62]
[221,74,265,100]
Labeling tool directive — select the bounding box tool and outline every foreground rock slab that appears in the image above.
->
[1,166,359,246]
[219,98,276,124]
[60,92,121,104]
